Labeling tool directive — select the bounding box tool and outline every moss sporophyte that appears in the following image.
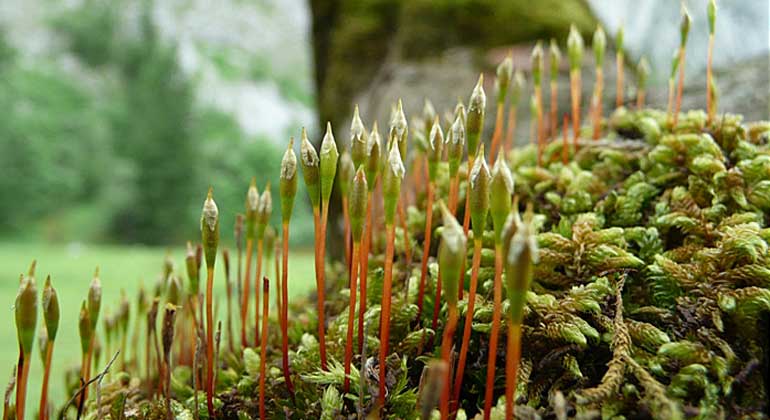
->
[10,5,770,418]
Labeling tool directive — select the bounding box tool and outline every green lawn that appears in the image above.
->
[0,241,315,413]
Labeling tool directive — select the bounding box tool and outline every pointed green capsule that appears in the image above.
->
[438,202,466,307]
[466,74,486,159]
[350,106,368,169]
[592,25,606,67]
[280,138,299,223]
[119,289,130,336]
[42,276,59,343]
[161,304,177,357]
[246,178,259,240]
[185,241,199,295]
[78,301,91,356]
[390,99,408,160]
[495,55,513,105]
[454,101,466,124]
[167,275,181,306]
[300,127,321,209]
[669,48,681,80]
[511,70,525,105]
[531,41,544,86]
[427,117,444,182]
[422,99,437,143]
[365,122,381,191]
[256,184,272,239]
[549,39,561,83]
[201,188,220,268]
[567,24,584,71]
[616,26,624,55]
[88,268,102,331]
[320,122,339,205]
[490,154,514,243]
[469,144,490,240]
[349,166,368,243]
[137,282,148,317]
[338,150,354,199]
[447,112,466,179]
[505,209,538,323]
[382,143,405,226]
[637,57,650,91]
[15,274,37,356]
[680,6,691,47]
[708,0,717,35]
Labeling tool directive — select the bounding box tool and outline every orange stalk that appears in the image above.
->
[489,103,505,163]
[504,106,517,156]
[254,239,263,346]
[482,246,504,419]
[259,277,270,420]
[706,34,714,122]
[275,240,282,318]
[397,197,412,266]
[416,181,434,320]
[241,239,254,347]
[447,175,459,215]
[637,88,646,110]
[673,48,686,127]
[439,305,459,420]
[550,80,558,139]
[39,343,54,420]
[592,68,603,140]
[342,196,352,271]
[205,266,215,416]
[562,114,569,165]
[16,352,29,420]
[378,224,396,406]
[223,249,234,353]
[458,154,475,301]
[616,54,624,108]
[570,70,581,151]
[535,86,544,166]
[318,200,331,371]
[280,222,294,398]
[343,242,360,393]
[505,323,523,420]
[450,239,482,412]
[358,194,373,354]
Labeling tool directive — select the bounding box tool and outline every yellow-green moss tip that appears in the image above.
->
[496,54,513,104]
[469,143,490,239]
[490,154,514,243]
[42,275,59,342]
[300,127,321,208]
[531,41,544,85]
[88,271,102,331]
[320,122,339,204]
[15,274,37,356]
[592,25,606,67]
[201,188,220,268]
[467,74,486,157]
[382,143,405,225]
[280,138,299,223]
[567,24,584,71]
[549,39,561,82]
[349,166,368,242]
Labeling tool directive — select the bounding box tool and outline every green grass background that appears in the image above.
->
[0,241,315,415]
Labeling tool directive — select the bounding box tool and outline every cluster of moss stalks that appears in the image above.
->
[9,2,770,419]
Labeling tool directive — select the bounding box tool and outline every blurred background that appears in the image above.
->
[0,0,767,406]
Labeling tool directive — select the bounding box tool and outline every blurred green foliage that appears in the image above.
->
[0,0,314,245]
